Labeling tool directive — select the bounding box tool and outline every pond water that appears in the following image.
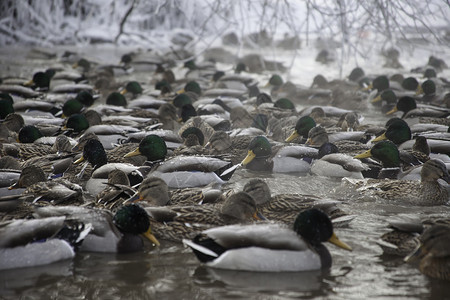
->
[0,44,449,300]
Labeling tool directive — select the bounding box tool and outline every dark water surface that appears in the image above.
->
[1,46,450,300]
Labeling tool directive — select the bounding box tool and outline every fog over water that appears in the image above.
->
[0,1,450,299]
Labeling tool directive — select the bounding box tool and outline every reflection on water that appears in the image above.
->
[1,46,450,300]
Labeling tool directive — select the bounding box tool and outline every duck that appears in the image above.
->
[128,175,223,207]
[23,69,54,91]
[74,138,108,170]
[354,140,428,179]
[123,134,168,163]
[242,178,354,227]
[375,119,450,155]
[8,165,84,205]
[346,159,449,206]
[120,81,143,97]
[1,134,73,164]
[364,75,391,94]
[61,98,84,118]
[386,96,449,119]
[183,208,352,272]
[370,89,399,114]
[146,191,263,242]
[310,142,369,179]
[124,134,235,188]
[72,132,144,166]
[33,204,160,252]
[404,224,450,281]
[206,130,254,164]
[241,135,317,173]
[305,126,370,156]
[63,113,90,134]
[285,116,317,143]
[0,95,14,119]
[0,217,92,270]
[372,118,412,146]
[376,214,450,257]
[94,169,135,211]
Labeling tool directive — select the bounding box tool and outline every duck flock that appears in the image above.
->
[0,36,449,283]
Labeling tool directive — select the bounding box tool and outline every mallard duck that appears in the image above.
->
[106,92,127,107]
[372,118,411,146]
[94,169,135,210]
[74,138,108,170]
[347,159,449,205]
[178,117,215,146]
[183,208,352,271]
[63,113,90,134]
[128,175,223,207]
[120,81,143,97]
[404,224,450,281]
[354,140,428,179]
[308,107,341,128]
[0,217,92,270]
[369,89,399,114]
[130,176,170,206]
[243,178,353,227]
[305,126,370,156]
[377,214,423,257]
[310,142,369,179]
[376,214,450,257]
[386,96,449,119]
[61,98,84,118]
[23,69,54,91]
[241,135,316,173]
[33,204,159,252]
[206,131,253,164]
[364,75,390,94]
[347,67,365,83]
[123,134,168,162]
[146,191,263,242]
[2,112,24,133]
[0,97,14,119]
[17,125,43,143]
[124,134,235,188]
[72,132,143,166]
[285,116,317,143]
[8,165,84,205]
[147,155,235,188]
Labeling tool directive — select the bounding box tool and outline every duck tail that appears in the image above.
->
[183,235,225,263]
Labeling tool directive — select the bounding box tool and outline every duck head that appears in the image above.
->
[285,116,317,142]
[18,125,43,143]
[113,204,160,246]
[305,126,328,147]
[354,141,400,168]
[124,134,167,162]
[241,136,272,166]
[293,208,352,252]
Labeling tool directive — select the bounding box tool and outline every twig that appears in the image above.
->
[115,0,137,43]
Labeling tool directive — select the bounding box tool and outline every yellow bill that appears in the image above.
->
[124,148,141,158]
[24,79,34,87]
[354,149,372,159]
[372,132,387,142]
[328,232,352,251]
[143,227,160,246]
[74,156,85,164]
[241,150,256,166]
[362,83,373,91]
[285,130,299,142]
[386,106,398,115]
[371,95,382,103]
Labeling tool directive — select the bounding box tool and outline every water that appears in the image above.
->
[1,45,450,300]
